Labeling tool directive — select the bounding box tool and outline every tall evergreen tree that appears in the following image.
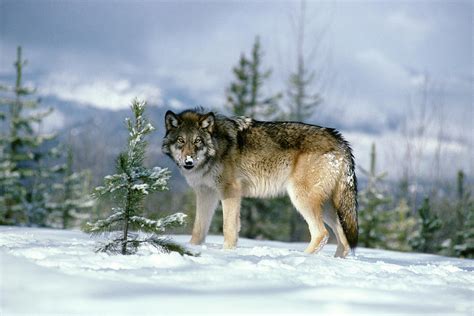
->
[84,100,191,255]
[286,62,322,121]
[0,46,62,225]
[226,54,249,116]
[226,36,281,119]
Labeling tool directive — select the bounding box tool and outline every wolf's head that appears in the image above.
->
[162,109,217,172]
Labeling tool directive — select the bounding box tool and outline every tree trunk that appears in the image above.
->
[122,189,132,255]
[122,219,129,255]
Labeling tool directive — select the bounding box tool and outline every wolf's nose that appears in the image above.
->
[183,160,194,170]
[184,156,194,169]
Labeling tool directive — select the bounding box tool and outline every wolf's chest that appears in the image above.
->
[184,171,214,189]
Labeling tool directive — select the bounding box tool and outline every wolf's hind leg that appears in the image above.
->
[190,187,219,245]
[287,183,329,254]
[323,204,350,258]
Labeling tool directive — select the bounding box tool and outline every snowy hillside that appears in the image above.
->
[1,227,473,315]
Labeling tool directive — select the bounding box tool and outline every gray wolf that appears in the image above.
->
[162,109,358,257]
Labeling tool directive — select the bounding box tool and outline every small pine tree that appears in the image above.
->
[358,143,392,249]
[453,205,474,258]
[0,46,63,226]
[409,197,442,253]
[452,170,474,258]
[385,199,417,251]
[48,147,94,229]
[84,99,191,255]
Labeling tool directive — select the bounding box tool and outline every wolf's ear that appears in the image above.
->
[200,112,215,132]
[165,110,179,131]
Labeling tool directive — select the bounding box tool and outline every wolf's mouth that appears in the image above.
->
[183,165,194,170]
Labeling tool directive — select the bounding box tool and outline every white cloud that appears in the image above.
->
[356,49,409,82]
[157,67,226,109]
[167,98,185,110]
[355,49,427,89]
[409,73,427,87]
[387,11,432,42]
[40,74,162,110]
[170,68,221,96]
[339,97,391,129]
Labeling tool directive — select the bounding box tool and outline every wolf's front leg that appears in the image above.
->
[190,187,219,245]
[221,196,241,249]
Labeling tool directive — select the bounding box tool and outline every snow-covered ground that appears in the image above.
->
[1,227,473,315]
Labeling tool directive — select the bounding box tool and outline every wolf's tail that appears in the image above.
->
[333,157,359,249]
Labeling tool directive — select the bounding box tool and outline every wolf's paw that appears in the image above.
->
[223,241,237,250]
[334,246,350,258]
[190,237,204,245]
[304,233,329,254]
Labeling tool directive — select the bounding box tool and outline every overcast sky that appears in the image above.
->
[0,0,472,179]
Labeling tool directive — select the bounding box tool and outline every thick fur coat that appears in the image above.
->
[162,109,358,258]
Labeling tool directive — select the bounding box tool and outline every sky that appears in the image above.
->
[0,0,472,180]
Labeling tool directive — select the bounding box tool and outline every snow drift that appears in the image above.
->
[1,226,473,315]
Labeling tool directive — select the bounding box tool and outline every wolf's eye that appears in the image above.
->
[194,137,202,145]
[177,137,185,144]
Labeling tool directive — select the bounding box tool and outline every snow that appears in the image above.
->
[128,212,187,231]
[131,183,150,194]
[1,227,473,315]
